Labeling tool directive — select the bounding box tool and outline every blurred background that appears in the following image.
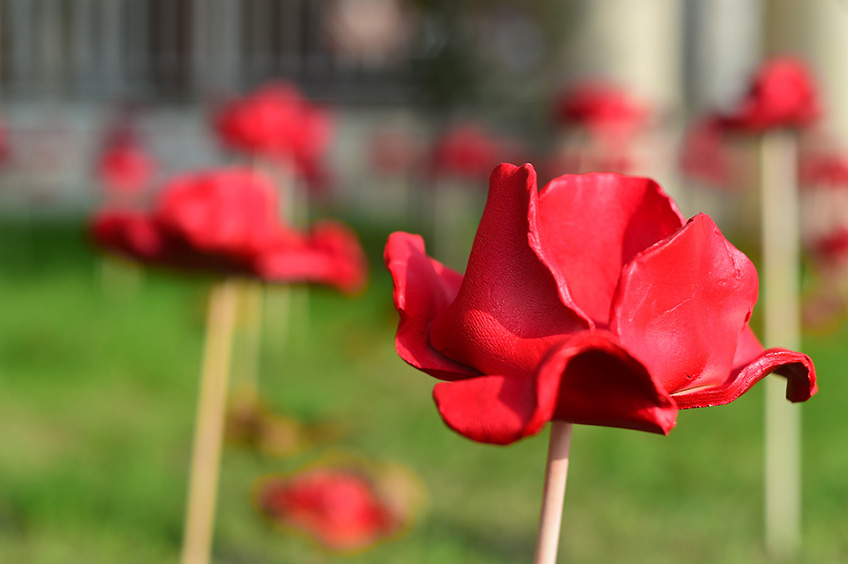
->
[0,1,847,563]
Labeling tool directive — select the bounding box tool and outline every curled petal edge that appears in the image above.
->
[533,333,678,435]
[433,332,678,446]
[672,348,817,409]
[384,232,480,381]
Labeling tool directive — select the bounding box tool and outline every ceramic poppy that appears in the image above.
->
[385,163,816,445]
[678,117,734,187]
[256,467,402,552]
[97,142,156,196]
[430,123,507,181]
[214,82,333,169]
[370,127,423,176]
[91,168,366,292]
[805,227,848,268]
[718,57,820,133]
[800,152,848,188]
[554,81,649,139]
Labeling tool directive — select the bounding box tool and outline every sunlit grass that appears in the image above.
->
[0,219,844,563]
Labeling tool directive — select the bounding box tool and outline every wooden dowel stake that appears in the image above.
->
[180,279,239,564]
[533,421,574,564]
[759,130,802,559]
[235,280,263,398]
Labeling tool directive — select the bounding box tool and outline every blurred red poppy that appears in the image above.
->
[799,152,848,188]
[430,123,508,181]
[97,142,156,196]
[214,82,333,171]
[256,468,401,552]
[810,228,848,264]
[385,164,816,445]
[679,117,737,188]
[554,81,649,140]
[369,127,424,176]
[91,168,366,292]
[718,57,820,133]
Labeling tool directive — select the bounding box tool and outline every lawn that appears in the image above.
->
[0,219,845,563]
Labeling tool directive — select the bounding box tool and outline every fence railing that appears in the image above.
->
[0,0,413,103]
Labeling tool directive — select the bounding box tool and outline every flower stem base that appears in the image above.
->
[181,279,239,564]
[533,421,573,564]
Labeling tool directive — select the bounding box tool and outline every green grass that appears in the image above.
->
[0,219,845,563]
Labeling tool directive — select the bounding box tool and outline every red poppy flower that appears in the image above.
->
[257,468,401,552]
[214,82,333,169]
[809,228,848,264]
[799,152,848,188]
[385,163,816,445]
[430,123,507,181]
[370,127,424,176]
[91,169,366,292]
[718,57,820,133]
[97,142,156,195]
[679,118,737,188]
[554,81,649,140]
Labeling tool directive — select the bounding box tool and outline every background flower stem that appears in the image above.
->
[233,279,263,399]
[759,129,802,559]
[180,278,239,564]
[533,420,573,564]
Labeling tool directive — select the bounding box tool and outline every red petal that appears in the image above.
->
[532,173,684,326]
[611,213,759,395]
[155,170,279,256]
[90,210,166,263]
[429,164,588,378]
[673,348,817,408]
[731,325,765,367]
[719,57,820,132]
[257,221,367,292]
[433,331,678,445]
[539,332,678,434]
[384,232,479,381]
[433,374,545,445]
[92,209,257,276]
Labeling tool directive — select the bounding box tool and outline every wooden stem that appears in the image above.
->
[759,130,802,558]
[180,279,239,564]
[533,421,574,564]
[235,280,263,398]
[274,157,310,341]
